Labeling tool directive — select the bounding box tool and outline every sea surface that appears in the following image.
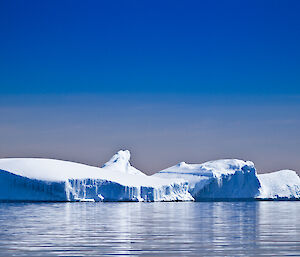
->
[0,201,299,256]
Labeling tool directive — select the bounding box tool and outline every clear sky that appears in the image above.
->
[0,1,299,174]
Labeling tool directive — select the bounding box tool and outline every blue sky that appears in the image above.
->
[0,1,299,174]
[1,0,300,94]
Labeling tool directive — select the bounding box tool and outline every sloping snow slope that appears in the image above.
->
[257,170,300,199]
[0,150,193,202]
[154,159,260,200]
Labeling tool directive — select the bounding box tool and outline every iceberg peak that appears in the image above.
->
[177,162,189,168]
[105,150,131,165]
[101,150,145,176]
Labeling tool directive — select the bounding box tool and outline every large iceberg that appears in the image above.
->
[0,150,299,202]
[0,150,193,202]
[153,159,300,200]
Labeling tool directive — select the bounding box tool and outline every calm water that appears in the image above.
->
[0,202,299,256]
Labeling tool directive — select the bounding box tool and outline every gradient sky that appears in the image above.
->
[0,1,299,174]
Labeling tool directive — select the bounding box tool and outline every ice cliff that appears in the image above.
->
[0,150,192,202]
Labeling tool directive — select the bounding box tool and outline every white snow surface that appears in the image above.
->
[154,159,260,200]
[157,159,256,177]
[0,151,147,185]
[257,170,300,199]
[0,150,193,202]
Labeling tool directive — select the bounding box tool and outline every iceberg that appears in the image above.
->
[257,170,300,200]
[0,150,193,202]
[154,159,300,200]
[0,150,299,202]
[153,159,261,200]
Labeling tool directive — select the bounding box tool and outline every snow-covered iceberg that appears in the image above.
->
[1,150,299,202]
[153,159,261,200]
[0,150,193,202]
[257,170,300,200]
[153,159,300,200]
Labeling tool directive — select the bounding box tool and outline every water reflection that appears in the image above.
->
[0,202,299,256]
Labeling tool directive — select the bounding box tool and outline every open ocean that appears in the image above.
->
[0,201,299,256]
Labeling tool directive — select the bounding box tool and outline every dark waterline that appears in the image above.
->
[0,202,299,256]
